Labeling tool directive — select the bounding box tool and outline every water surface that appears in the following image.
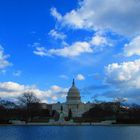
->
[0,126,140,140]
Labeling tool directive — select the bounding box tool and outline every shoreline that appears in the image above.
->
[1,123,140,126]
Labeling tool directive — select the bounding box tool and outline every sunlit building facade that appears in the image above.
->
[52,79,93,117]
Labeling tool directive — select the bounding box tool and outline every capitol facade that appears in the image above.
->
[52,79,93,117]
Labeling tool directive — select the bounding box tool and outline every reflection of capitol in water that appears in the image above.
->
[52,79,93,117]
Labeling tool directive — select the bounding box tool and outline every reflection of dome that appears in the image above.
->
[66,79,81,104]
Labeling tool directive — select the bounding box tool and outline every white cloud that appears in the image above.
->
[51,0,140,36]
[90,35,108,46]
[124,36,140,57]
[33,34,110,58]
[50,7,62,21]
[0,81,68,103]
[32,43,48,57]
[48,34,110,57]
[48,41,92,57]
[50,85,62,92]
[105,59,140,102]
[0,45,11,71]
[105,59,140,88]
[49,29,66,40]
[76,74,85,80]
[47,34,109,58]
[33,47,47,57]
[0,82,25,92]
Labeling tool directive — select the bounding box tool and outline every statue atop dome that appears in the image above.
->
[72,78,75,86]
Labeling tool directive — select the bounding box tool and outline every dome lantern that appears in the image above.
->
[72,78,75,86]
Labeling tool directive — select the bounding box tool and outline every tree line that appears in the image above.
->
[0,92,140,124]
[0,92,51,124]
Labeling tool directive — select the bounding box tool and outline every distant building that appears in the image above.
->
[52,79,93,117]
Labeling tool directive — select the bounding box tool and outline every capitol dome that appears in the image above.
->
[66,79,81,104]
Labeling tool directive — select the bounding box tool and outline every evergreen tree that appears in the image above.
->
[68,108,72,120]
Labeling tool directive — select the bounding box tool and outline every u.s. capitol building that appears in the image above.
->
[52,79,93,117]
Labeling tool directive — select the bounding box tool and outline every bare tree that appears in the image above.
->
[0,98,5,109]
[113,97,128,103]
[18,92,40,107]
[18,92,40,122]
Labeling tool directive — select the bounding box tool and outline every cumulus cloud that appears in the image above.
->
[49,29,66,40]
[124,36,140,57]
[48,41,92,57]
[0,81,68,103]
[105,59,140,102]
[76,74,85,80]
[0,82,25,92]
[0,45,11,71]
[90,35,108,46]
[48,34,110,57]
[51,0,140,36]
[106,59,140,87]
[33,34,110,58]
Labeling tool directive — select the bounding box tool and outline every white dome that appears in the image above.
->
[66,79,81,104]
[68,86,80,97]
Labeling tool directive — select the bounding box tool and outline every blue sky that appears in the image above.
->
[0,0,140,104]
